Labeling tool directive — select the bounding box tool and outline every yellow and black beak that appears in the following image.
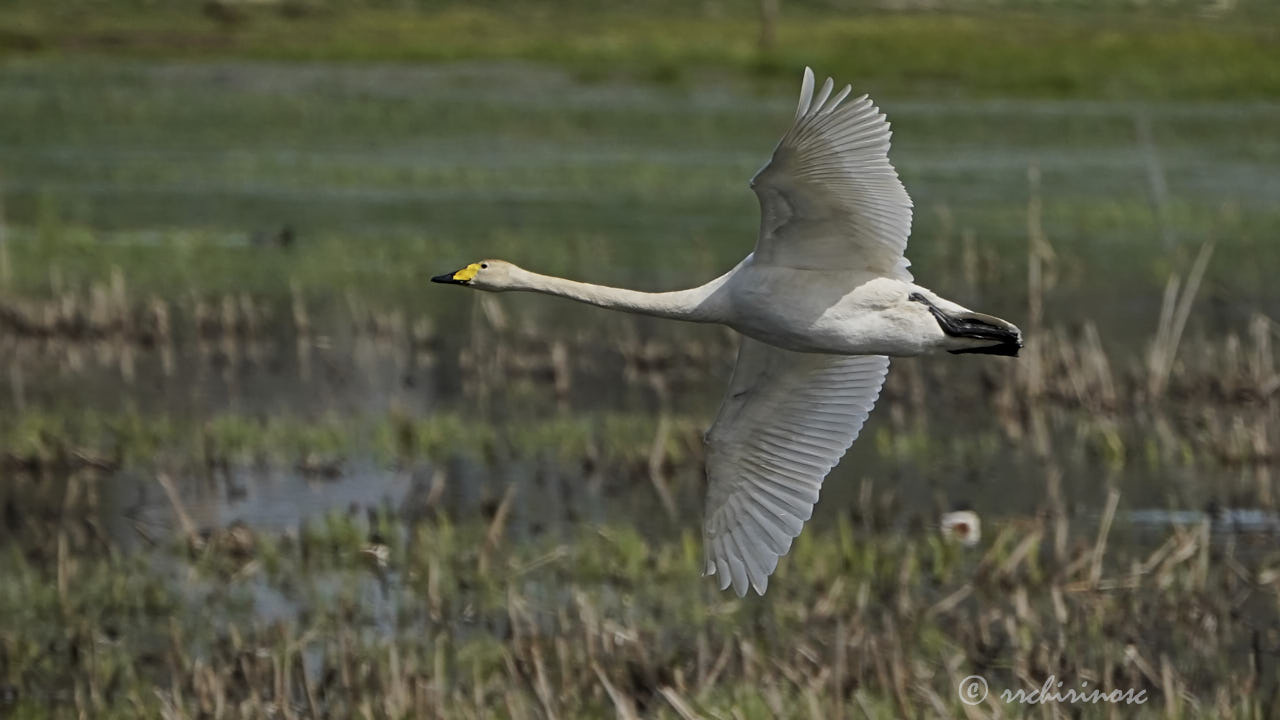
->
[431,263,481,285]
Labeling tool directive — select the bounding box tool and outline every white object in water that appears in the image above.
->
[941,511,982,547]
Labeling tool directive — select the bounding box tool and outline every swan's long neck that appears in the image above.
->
[508,267,730,323]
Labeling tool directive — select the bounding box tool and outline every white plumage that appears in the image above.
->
[703,340,889,595]
[434,68,1022,596]
[752,69,914,279]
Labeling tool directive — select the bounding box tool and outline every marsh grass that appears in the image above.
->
[1,290,1276,473]
[2,474,1278,718]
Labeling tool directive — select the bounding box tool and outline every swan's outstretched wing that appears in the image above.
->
[751,67,913,279]
[702,338,890,596]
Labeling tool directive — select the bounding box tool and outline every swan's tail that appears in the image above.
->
[943,312,1023,357]
[910,292,1023,357]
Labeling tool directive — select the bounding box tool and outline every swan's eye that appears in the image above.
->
[480,263,488,269]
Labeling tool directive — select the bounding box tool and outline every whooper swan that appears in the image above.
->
[433,68,1022,596]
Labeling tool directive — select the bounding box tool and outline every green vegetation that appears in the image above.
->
[0,407,709,469]
[1,59,1278,327]
[2,2,1280,99]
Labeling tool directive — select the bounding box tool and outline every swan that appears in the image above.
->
[433,68,1022,596]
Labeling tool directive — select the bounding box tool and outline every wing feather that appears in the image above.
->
[751,67,913,278]
[702,338,889,596]
[738,498,793,554]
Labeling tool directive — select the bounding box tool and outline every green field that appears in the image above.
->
[3,1,1280,100]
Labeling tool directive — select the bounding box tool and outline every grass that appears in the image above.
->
[2,58,1277,325]
[0,407,707,469]
[2,479,1277,718]
[1,288,1276,525]
[0,4,1278,100]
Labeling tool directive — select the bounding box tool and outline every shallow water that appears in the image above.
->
[1,60,1278,567]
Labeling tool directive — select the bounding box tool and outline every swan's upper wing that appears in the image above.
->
[702,338,890,596]
[750,67,914,279]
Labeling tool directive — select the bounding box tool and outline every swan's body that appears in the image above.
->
[434,68,1022,596]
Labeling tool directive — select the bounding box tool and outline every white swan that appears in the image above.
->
[433,68,1022,596]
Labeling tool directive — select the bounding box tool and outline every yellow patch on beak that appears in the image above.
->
[453,263,482,282]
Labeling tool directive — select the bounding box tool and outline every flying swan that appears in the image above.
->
[433,68,1022,596]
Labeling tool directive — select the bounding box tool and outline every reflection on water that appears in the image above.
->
[107,464,414,550]
[1124,507,1280,534]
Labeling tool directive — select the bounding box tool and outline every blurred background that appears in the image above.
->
[1,1,1278,717]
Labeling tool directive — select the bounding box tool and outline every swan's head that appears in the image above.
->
[431,259,519,291]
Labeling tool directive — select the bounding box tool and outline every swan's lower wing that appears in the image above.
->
[702,338,890,596]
